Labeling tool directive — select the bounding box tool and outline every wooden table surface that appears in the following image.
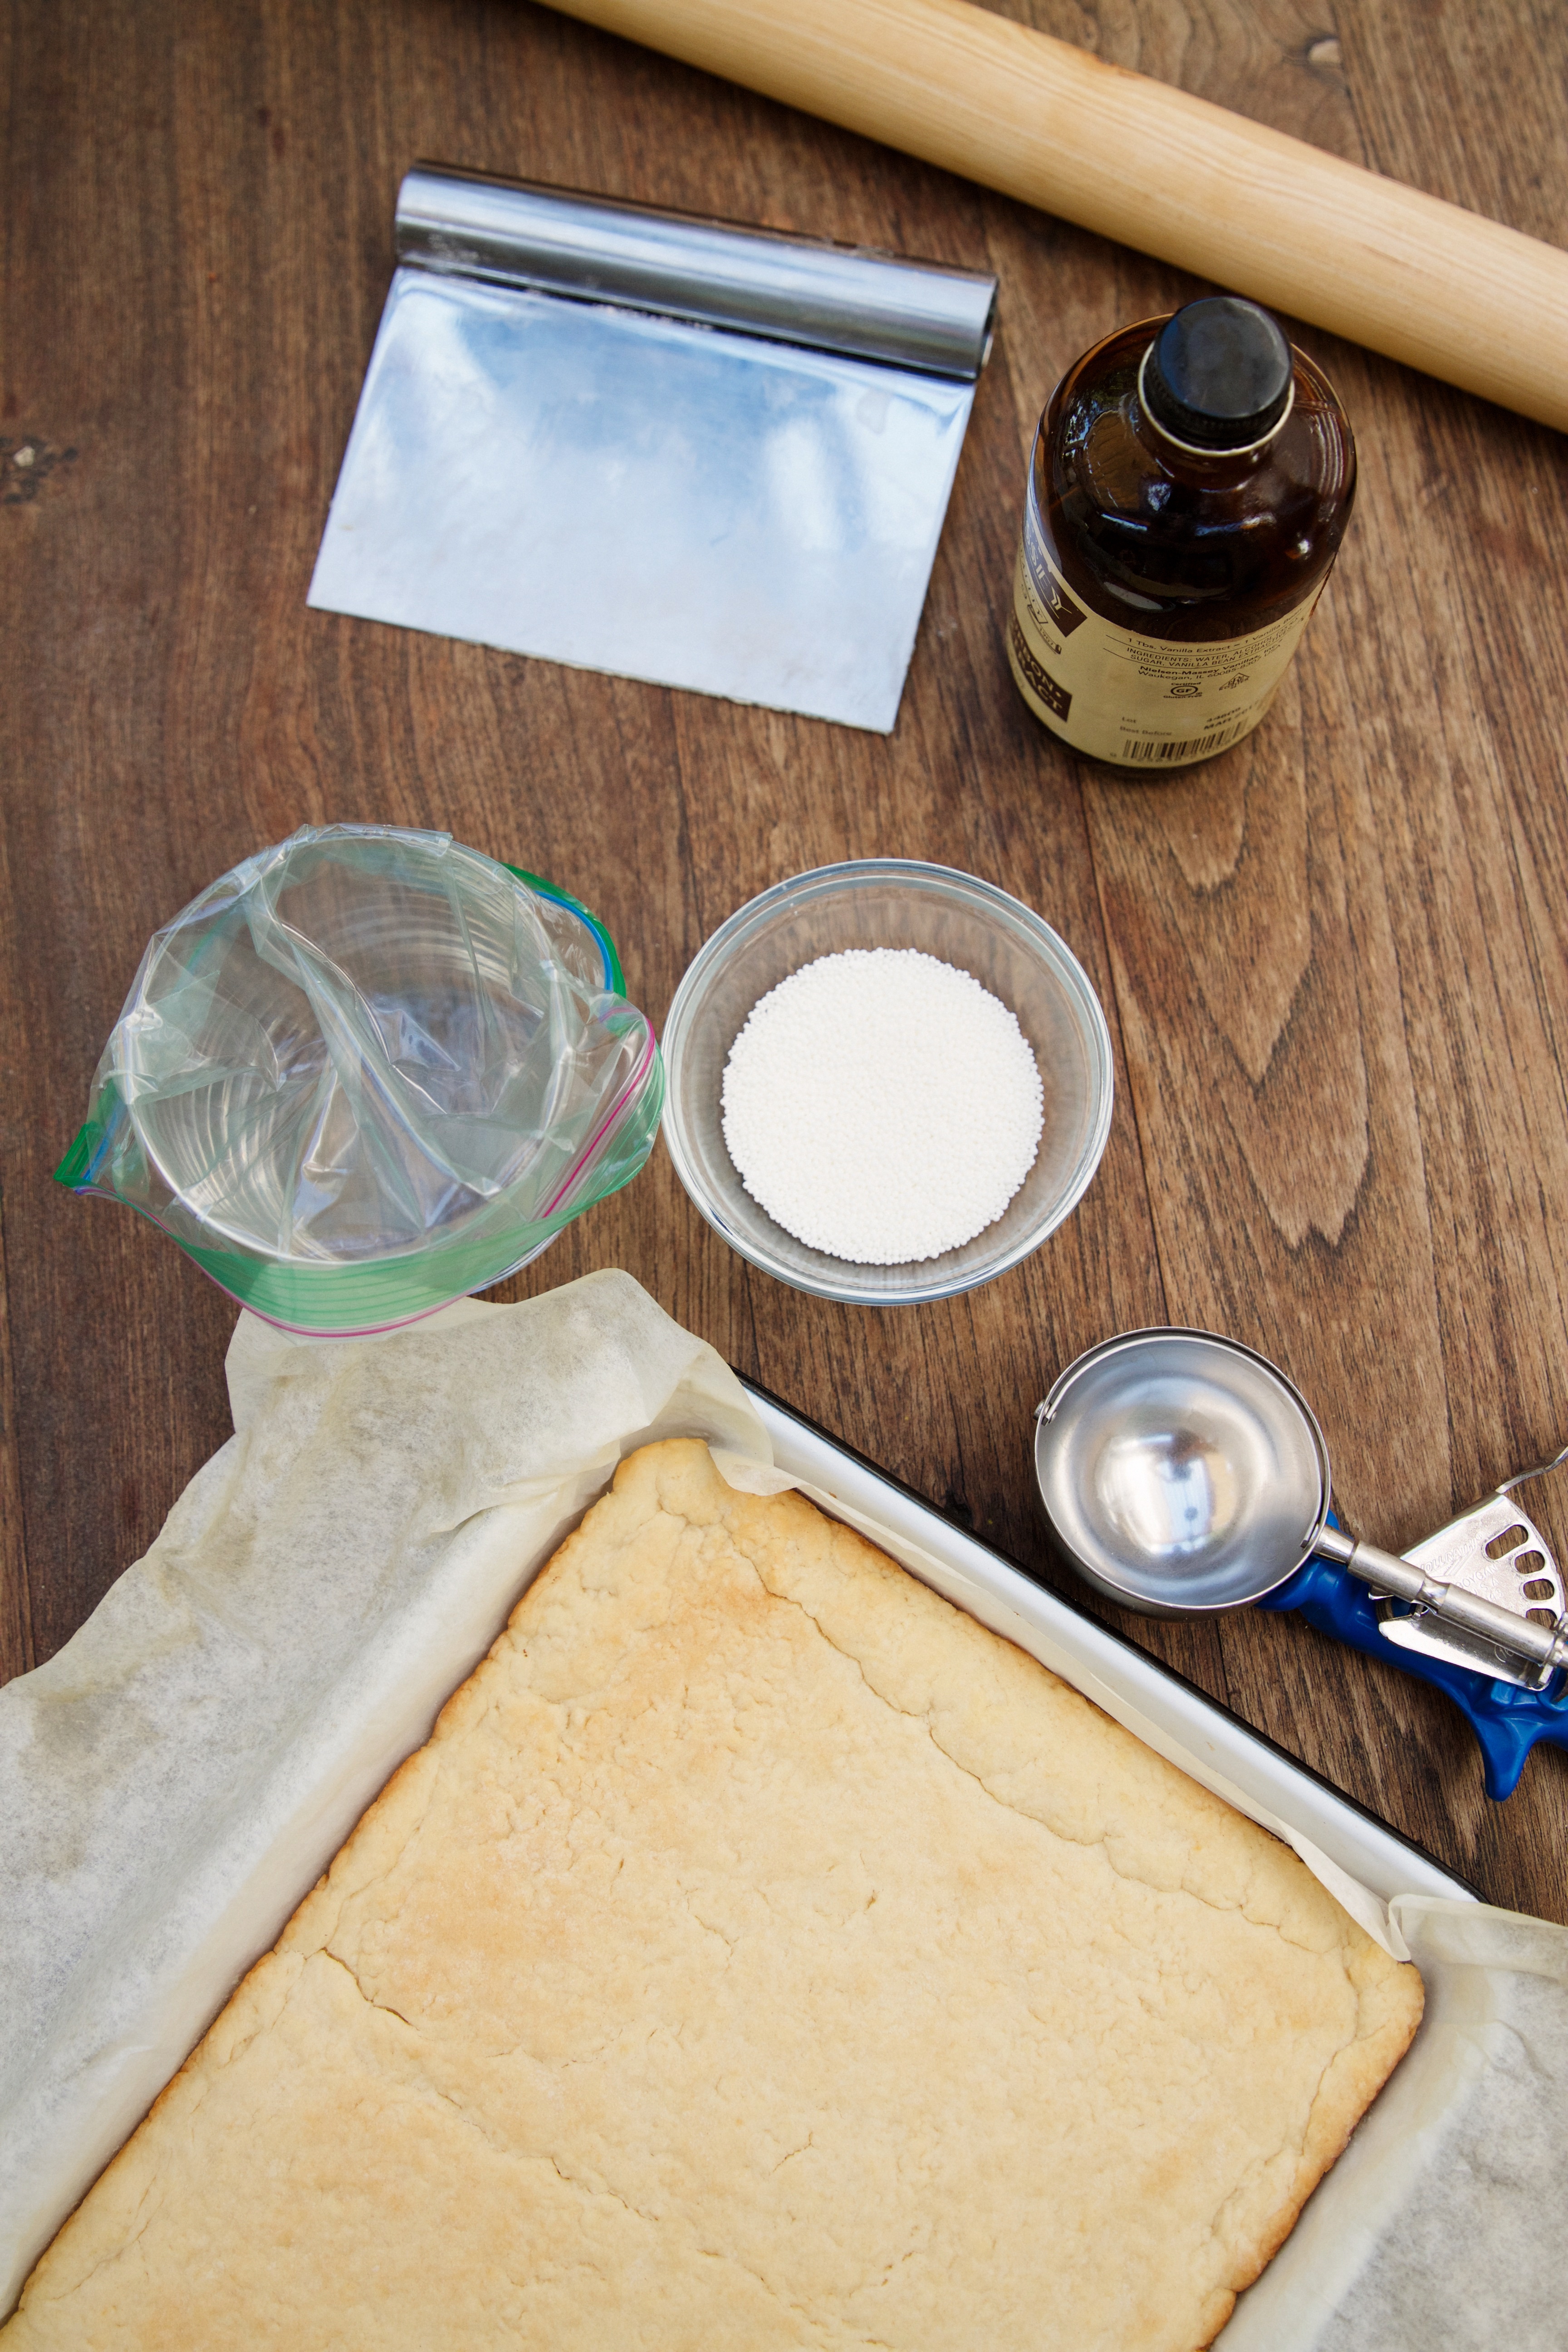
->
[4,0,1567,1924]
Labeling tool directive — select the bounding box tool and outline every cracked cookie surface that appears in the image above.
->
[4,1441,1422,2351]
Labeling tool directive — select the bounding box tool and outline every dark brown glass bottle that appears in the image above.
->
[1007,298,1356,770]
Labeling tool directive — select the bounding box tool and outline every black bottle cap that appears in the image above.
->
[1142,298,1294,450]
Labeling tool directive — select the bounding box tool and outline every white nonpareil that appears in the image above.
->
[720,948,1044,1264]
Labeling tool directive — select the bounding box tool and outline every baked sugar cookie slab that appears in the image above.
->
[5,1441,1421,2352]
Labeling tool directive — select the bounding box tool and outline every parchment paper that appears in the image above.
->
[1218,1896,1568,2350]
[0,1272,766,2316]
[3,1274,1564,2344]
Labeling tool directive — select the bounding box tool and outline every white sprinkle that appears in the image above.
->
[721,948,1044,1266]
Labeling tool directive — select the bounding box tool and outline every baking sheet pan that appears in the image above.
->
[7,1294,1557,2348]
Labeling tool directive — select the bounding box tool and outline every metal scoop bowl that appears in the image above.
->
[1034,1328,1568,1678]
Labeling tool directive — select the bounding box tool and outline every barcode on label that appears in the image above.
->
[1120,720,1250,764]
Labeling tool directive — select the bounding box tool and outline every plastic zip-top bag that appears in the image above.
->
[55,825,664,1333]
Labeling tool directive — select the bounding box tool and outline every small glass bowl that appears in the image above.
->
[659,859,1114,1304]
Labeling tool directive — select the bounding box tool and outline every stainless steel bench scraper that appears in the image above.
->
[308,167,996,733]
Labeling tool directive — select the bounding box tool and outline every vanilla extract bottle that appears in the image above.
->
[1007,296,1356,771]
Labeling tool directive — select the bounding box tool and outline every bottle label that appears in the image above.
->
[1007,499,1320,768]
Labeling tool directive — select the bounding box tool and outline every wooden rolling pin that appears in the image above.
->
[540,0,1568,433]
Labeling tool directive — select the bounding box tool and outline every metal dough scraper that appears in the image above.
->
[308,167,997,733]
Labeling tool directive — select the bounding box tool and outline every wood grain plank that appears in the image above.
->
[970,0,1568,1897]
[3,0,1567,1924]
[1339,0,1568,241]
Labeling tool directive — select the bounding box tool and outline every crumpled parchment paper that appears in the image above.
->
[0,1272,766,2316]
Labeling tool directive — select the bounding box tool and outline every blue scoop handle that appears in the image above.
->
[1257,1539,1568,1800]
